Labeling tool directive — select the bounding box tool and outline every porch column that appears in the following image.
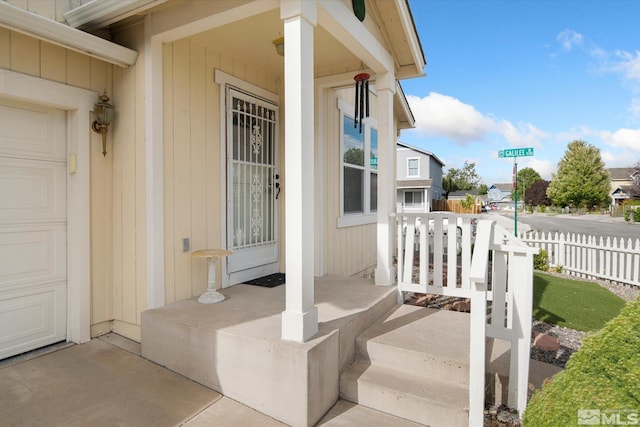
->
[374,73,397,286]
[281,0,318,342]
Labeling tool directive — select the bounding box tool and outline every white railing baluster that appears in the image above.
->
[433,217,443,288]
[403,221,415,285]
[447,217,457,288]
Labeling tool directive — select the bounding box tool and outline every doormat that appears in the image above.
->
[244,273,286,288]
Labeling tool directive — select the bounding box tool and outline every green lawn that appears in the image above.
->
[532,272,626,332]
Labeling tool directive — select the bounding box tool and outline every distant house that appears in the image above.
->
[396,142,445,212]
[487,183,513,204]
[608,167,640,205]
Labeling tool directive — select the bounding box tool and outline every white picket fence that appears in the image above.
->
[519,231,640,287]
[394,213,538,426]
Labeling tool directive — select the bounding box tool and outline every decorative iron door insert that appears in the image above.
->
[226,88,279,274]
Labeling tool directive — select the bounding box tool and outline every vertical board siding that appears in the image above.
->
[163,42,176,304]
[0,30,114,329]
[189,41,208,296]
[162,38,279,300]
[89,57,113,327]
[171,37,192,302]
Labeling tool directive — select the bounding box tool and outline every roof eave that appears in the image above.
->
[0,1,138,68]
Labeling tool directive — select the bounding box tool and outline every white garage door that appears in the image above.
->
[0,99,67,360]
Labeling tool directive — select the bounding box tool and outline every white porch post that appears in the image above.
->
[374,73,397,286]
[280,0,318,342]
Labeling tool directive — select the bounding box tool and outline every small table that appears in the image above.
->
[192,249,232,304]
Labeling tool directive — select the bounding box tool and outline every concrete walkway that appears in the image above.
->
[0,334,422,426]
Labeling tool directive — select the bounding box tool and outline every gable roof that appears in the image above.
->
[489,183,513,191]
[608,167,639,180]
[397,142,445,167]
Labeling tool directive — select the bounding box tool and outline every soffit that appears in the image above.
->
[190,8,358,78]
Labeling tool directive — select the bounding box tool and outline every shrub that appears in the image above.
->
[553,264,564,274]
[539,205,547,213]
[533,249,549,271]
[523,298,640,426]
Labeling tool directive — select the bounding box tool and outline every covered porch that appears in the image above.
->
[142,275,398,426]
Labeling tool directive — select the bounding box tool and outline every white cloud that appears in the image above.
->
[599,128,640,152]
[406,93,494,144]
[557,29,584,51]
[406,92,546,147]
[521,158,556,181]
[497,120,547,148]
[610,50,640,82]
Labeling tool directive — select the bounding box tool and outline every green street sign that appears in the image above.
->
[499,147,534,158]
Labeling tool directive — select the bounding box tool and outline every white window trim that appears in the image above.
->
[407,157,420,178]
[337,98,378,228]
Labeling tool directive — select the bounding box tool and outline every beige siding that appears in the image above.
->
[0,30,114,331]
[162,37,280,303]
[6,0,85,22]
[111,21,147,335]
[323,87,379,277]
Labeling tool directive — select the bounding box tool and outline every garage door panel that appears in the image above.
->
[0,158,66,222]
[0,224,66,292]
[0,102,66,161]
[0,283,66,359]
[0,99,67,360]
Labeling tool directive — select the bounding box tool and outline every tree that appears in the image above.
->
[546,140,610,208]
[526,180,551,206]
[478,184,488,195]
[514,167,542,201]
[460,193,476,211]
[442,161,481,193]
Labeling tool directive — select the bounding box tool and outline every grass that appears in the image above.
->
[532,272,626,332]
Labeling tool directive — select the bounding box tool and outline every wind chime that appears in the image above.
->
[353,72,370,133]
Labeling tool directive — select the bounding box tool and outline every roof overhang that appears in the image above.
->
[0,1,138,68]
[64,0,169,31]
[394,81,415,130]
[397,179,432,189]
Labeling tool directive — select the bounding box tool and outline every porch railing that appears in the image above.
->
[393,212,538,427]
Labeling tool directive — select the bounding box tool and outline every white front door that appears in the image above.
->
[0,99,67,359]
[226,88,279,283]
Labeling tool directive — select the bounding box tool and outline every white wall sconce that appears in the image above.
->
[272,37,284,57]
[91,92,114,156]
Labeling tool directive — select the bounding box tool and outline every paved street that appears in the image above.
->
[501,213,640,240]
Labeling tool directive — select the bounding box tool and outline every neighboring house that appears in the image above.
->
[396,141,444,212]
[608,167,640,205]
[447,189,478,201]
[0,0,427,425]
[487,183,513,204]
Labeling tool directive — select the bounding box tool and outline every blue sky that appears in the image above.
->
[400,0,640,186]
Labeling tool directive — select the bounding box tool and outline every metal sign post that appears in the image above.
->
[499,147,534,236]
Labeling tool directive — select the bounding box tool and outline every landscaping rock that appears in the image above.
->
[533,333,560,351]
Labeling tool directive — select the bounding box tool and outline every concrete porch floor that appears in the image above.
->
[141,275,400,426]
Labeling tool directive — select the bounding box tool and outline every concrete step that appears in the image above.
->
[317,400,424,426]
[340,361,468,427]
[355,305,471,386]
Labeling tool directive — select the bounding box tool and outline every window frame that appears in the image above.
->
[407,157,420,178]
[402,190,424,209]
[338,99,378,228]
